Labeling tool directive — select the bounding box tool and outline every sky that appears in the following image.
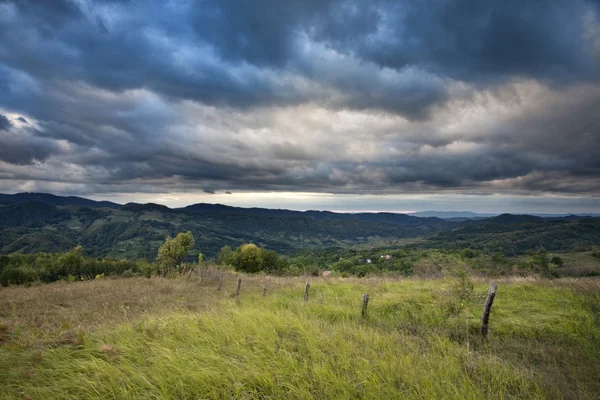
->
[0,0,599,213]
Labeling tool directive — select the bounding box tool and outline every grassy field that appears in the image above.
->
[555,251,600,277]
[1,273,599,399]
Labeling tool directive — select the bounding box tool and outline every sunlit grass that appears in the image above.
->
[1,275,599,399]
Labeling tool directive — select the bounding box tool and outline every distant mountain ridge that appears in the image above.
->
[3,192,596,222]
[181,203,450,227]
[0,198,443,258]
[0,192,120,209]
[410,210,600,219]
[409,211,497,218]
[0,192,450,227]
[0,192,599,258]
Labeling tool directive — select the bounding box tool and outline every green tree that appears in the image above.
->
[217,245,234,266]
[0,255,9,273]
[551,256,564,266]
[0,267,37,286]
[60,245,84,279]
[261,249,283,273]
[492,252,506,264]
[157,231,195,276]
[234,243,263,273]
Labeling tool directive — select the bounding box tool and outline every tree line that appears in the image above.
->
[1,230,595,286]
[0,231,288,286]
[156,231,288,276]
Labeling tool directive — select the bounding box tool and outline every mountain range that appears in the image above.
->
[0,192,599,258]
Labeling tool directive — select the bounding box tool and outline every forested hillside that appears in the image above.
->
[1,193,599,260]
[424,215,600,255]
[0,200,440,259]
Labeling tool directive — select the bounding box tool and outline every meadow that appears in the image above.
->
[1,273,599,399]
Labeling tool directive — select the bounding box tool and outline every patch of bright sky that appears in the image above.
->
[85,191,600,214]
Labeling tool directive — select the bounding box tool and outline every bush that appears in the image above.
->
[460,249,480,259]
[138,260,154,278]
[0,267,38,286]
[234,244,264,273]
[551,256,564,266]
[122,269,134,278]
[0,250,157,286]
[445,267,474,316]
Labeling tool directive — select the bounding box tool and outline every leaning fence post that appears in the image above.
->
[304,281,310,301]
[235,276,242,297]
[217,271,223,291]
[481,282,497,338]
[362,293,369,318]
[262,286,267,297]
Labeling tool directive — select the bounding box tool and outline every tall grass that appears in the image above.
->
[1,275,599,399]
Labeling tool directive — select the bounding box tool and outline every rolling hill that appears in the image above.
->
[424,214,600,255]
[0,196,446,259]
[0,193,599,259]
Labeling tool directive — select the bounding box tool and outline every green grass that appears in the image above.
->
[1,275,599,399]
[556,251,600,276]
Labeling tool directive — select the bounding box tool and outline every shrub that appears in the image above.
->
[445,267,474,316]
[551,256,564,266]
[217,246,235,266]
[157,231,195,276]
[0,267,37,286]
[122,269,134,278]
[234,244,264,273]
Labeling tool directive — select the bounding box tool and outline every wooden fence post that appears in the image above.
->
[362,293,369,318]
[304,281,310,301]
[235,276,242,297]
[481,282,497,338]
[262,286,267,297]
[217,271,222,291]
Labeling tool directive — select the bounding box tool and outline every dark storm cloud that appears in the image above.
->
[0,0,599,200]
[0,125,64,165]
[190,0,599,83]
[2,0,595,116]
[0,114,11,130]
[326,0,600,83]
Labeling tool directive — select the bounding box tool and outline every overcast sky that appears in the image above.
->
[0,0,599,213]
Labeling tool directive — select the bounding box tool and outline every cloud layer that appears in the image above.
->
[0,0,599,208]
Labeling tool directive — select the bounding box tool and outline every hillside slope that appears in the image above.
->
[1,193,599,259]
[425,215,600,255]
[0,201,440,259]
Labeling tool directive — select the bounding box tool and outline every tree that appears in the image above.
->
[0,255,9,273]
[157,231,194,276]
[261,248,286,273]
[234,243,263,273]
[492,252,506,264]
[60,245,84,279]
[550,256,564,266]
[217,245,234,266]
